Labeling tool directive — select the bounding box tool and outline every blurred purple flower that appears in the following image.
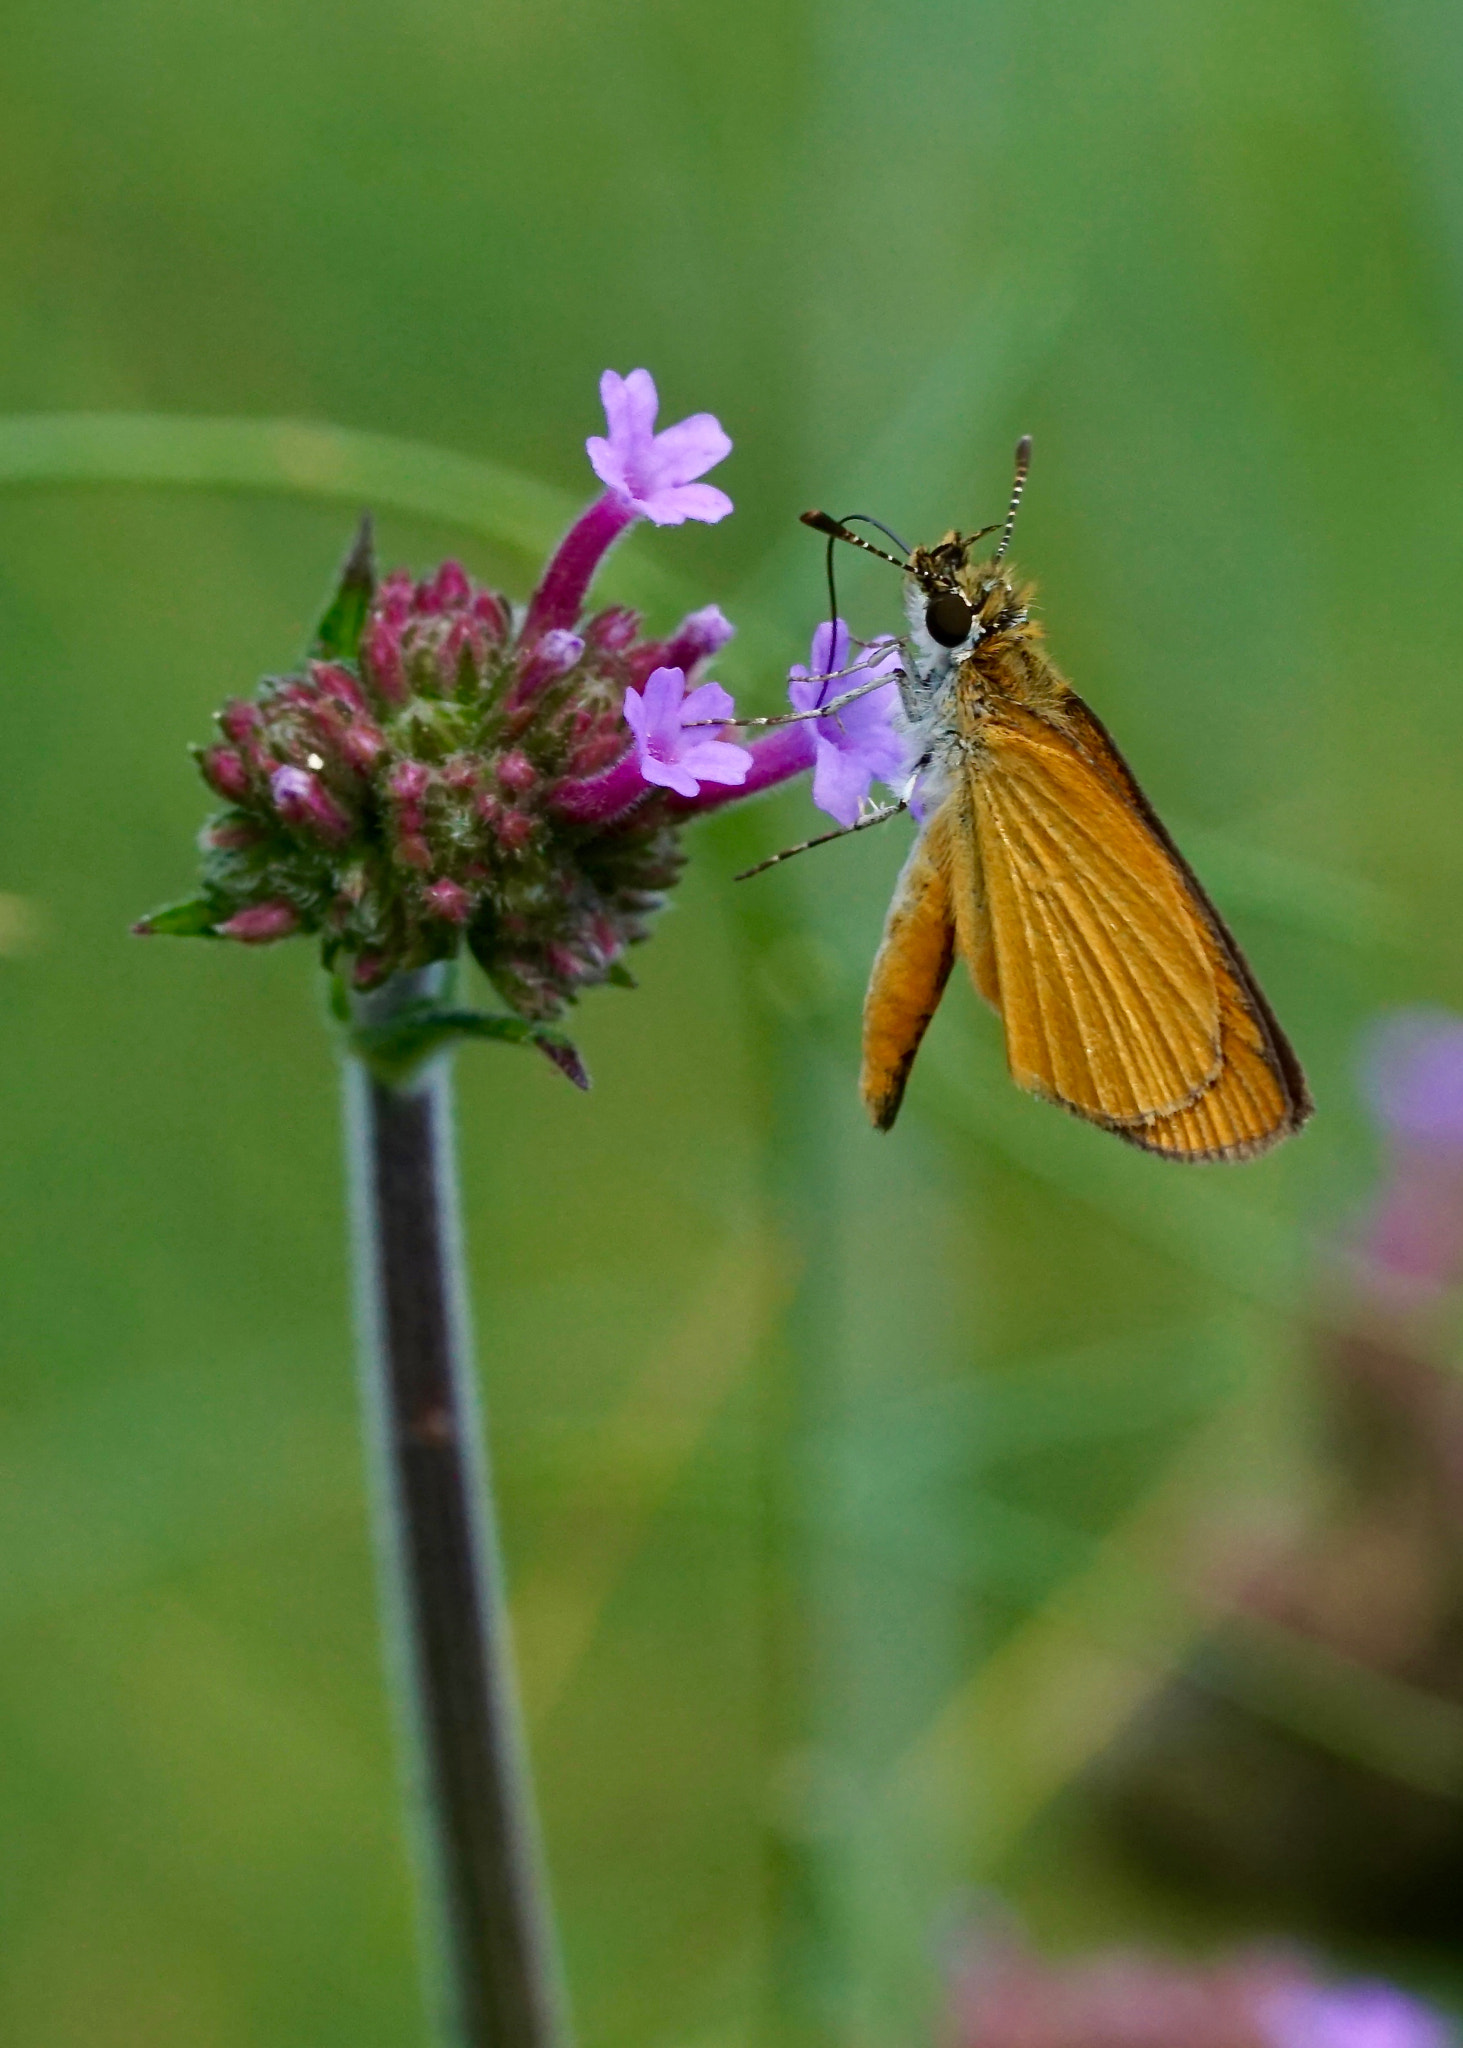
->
[1259,1983,1454,2048]
[948,1928,1456,2048]
[587,368,733,527]
[1362,1011,1463,1150]
[787,618,906,828]
[1357,1009,1463,1292]
[622,665,752,799]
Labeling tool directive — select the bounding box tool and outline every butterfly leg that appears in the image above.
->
[734,800,906,881]
[861,802,957,1130]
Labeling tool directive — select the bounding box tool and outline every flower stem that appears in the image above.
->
[344,967,568,2048]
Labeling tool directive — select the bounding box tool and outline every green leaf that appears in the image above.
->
[346,1001,590,1090]
[310,514,376,662]
[605,961,638,988]
[131,897,220,938]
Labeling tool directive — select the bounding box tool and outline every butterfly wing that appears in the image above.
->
[968,696,1310,1160]
[861,799,958,1130]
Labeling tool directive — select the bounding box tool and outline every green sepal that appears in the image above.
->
[347,1000,590,1091]
[605,960,638,988]
[310,513,376,662]
[132,896,221,938]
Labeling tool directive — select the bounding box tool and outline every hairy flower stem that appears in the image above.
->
[344,968,566,2048]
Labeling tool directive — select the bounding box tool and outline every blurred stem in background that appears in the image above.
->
[345,965,567,2048]
[757,1033,845,2048]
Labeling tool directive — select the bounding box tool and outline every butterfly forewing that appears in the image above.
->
[968,700,1305,1159]
[973,707,1223,1125]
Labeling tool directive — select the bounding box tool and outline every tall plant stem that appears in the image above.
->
[344,968,567,2048]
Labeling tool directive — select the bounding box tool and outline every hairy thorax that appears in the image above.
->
[904,547,1073,769]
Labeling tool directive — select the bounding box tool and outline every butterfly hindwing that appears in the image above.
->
[861,801,958,1130]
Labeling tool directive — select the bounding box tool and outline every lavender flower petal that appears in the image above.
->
[621,664,751,798]
[787,618,907,828]
[586,368,733,527]
[640,481,734,527]
[668,721,816,815]
[641,411,734,485]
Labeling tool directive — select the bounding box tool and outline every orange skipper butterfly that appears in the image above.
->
[795,441,1312,1160]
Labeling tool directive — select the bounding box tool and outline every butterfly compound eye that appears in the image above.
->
[925,590,974,648]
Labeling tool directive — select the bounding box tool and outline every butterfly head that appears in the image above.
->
[798,435,1034,658]
[905,538,1032,665]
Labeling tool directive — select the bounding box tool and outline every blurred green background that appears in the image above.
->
[5,0,1463,2043]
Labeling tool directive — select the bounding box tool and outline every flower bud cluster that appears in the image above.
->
[141,368,887,1035]
[190,554,697,1016]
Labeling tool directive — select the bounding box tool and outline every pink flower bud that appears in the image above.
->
[496,809,535,851]
[565,712,632,778]
[471,589,509,637]
[199,816,263,851]
[586,606,642,652]
[512,628,584,706]
[201,746,252,801]
[497,749,537,794]
[440,757,479,792]
[310,661,368,712]
[388,760,432,803]
[422,560,471,609]
[660,603,735,673]
[215,901,299,943]
[396,833,433,870]
[377,570,415,622]
[340,724,386,773]
[219,700,261,744]
[269,765,351,842]
[352,951,388,988]
[424,878,473,924]
[438,614,482,688]
[362,618,406,702]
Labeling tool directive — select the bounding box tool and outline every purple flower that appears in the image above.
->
[622,665,752,799]
[523,370,734,644]
[787,618,907,829]
[587,369,733,527]
[1362,1010,1463,1151]
[1259,1982,1454,2048]
[1354,1009,1463,1294]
